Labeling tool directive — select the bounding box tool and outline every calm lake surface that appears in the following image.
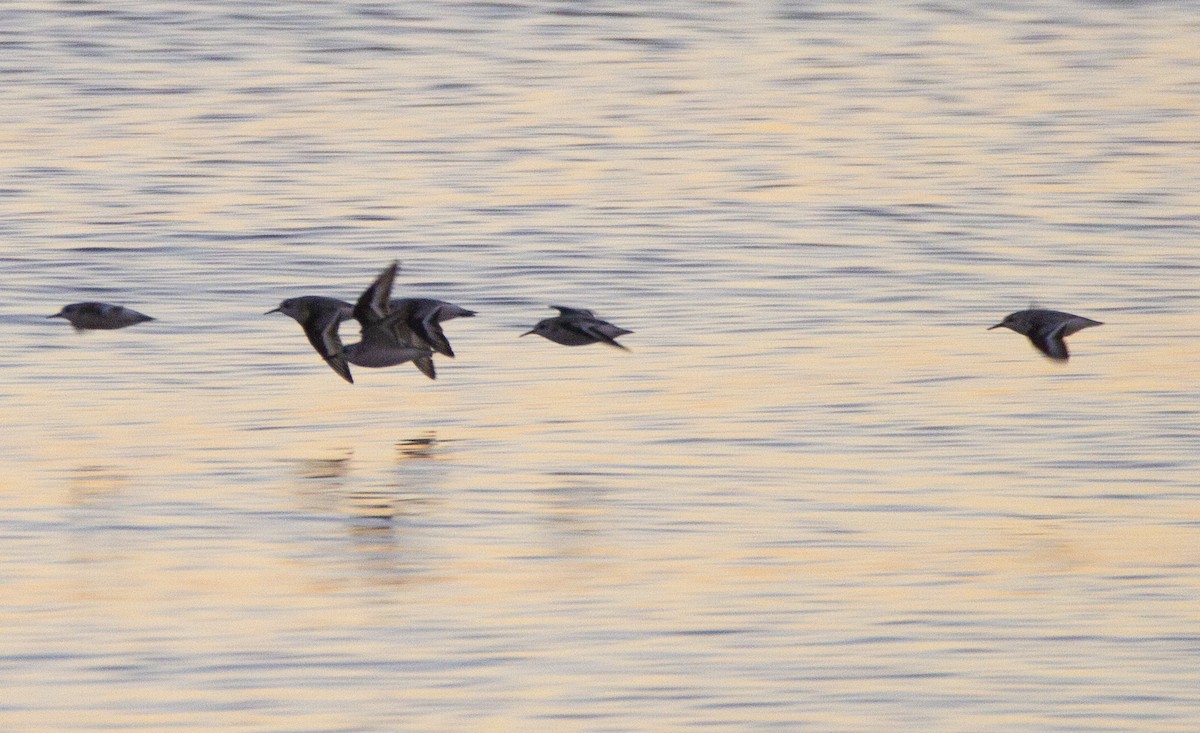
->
[2,1,1199,730]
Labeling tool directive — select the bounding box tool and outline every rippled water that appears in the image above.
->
[2,1,1199,730]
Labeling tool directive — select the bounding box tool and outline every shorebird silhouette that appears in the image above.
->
[49,302,154,330]
[989,308,1102,361]
[521,306,631,350]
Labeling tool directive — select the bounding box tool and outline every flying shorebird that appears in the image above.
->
[521,306,632,350]
[988,308,1102,361]
[49,302,154,330]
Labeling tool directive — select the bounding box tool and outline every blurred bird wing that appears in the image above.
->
[1030,322,1070,360]
[1060,315,1103,338]
[414,307,456,356]
[1036,316,1101,360]
[354,261,399,326]
[550,305,594,317]
[412,353,437,380]
[574,317,630,350]
[367,300,424,345]
[303,308,353,382]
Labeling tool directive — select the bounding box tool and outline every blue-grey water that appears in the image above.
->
[2,1,1199,730]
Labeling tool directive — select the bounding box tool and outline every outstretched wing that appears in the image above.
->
[366,299,425,347]
[1032,323,1070,361]
[413,307,455,357]
[303,307,353,383]
[389,298,475,357]
[1060,315,1103,338]
[354,261,399,328]
[550,305,594,317]
[411,353,437,380]
[573,317,630,350]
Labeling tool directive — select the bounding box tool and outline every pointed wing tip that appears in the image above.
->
[414,354,437,380]
[326,357,354,383]
[425,331,455,358]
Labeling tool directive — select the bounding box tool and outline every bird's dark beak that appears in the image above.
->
[519,329,535,337]
[264,307,281,315]
[48,312,64,319]
[987,323,1004,330]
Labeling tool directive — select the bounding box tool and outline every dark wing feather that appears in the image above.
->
[550,305,594,317]
[574,318,630,350]
[354,261,398,328]
[367,299,423,345]
[303,308,353,382]
[413,309,455,357]
[412,353,437,380]
[1031,323,1069,360]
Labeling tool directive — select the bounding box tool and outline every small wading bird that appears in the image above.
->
[989,308,1102,361]
[521,306,632,350]
[49,302,154,330]
[267,262,440,383]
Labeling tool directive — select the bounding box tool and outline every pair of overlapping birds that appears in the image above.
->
[48,262,634,383]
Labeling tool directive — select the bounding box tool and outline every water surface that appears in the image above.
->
[2,1,1199,730]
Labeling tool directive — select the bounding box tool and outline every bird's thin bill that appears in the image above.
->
[987,323,1003,330]
[519,329,535,337]
[264,307,281,315]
